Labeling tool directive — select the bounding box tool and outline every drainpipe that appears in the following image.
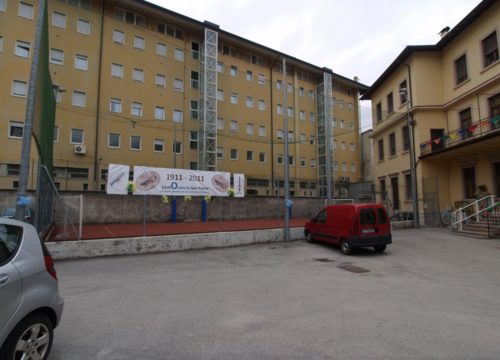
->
[401,63,419,227]
[93,0,106,190]
[269,55,280,195]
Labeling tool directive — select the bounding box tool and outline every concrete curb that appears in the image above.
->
[47,227,305,260]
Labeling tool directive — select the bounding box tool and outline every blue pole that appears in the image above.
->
[171,197,177,223]
[288,204,292,219]
[201,199,207,222]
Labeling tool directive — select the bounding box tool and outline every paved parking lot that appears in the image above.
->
[50,228,500,360]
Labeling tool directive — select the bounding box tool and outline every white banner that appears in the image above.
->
[106,164,130,195]
[133,166,231,196]
[233,173,245,197]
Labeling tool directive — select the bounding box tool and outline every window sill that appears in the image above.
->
[453,77,471,90]
[480,59,499,74]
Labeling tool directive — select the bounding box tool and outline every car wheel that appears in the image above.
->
[340,239,353,255]
[305,231,314,243]
[0,313,54,360]
[374,245,386,252]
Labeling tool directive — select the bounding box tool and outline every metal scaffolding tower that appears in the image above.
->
[317,72,334,200]
[198,28,218,171]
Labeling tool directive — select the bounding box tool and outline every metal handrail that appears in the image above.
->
[450,195,495,230]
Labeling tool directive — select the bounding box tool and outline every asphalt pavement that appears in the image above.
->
[49,228,500,360]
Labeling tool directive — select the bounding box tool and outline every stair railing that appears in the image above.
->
[450,195,495,231]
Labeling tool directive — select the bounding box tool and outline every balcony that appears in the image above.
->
[420,115,500,157]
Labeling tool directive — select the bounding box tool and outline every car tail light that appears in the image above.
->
[41,241,58,280]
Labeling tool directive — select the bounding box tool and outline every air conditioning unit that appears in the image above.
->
[74,145,86,154]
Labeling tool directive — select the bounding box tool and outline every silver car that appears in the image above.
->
[0,218,64,360]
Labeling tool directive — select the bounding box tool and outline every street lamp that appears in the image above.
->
[399,87,419,227]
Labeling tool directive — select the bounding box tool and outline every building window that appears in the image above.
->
[216,89,224,101]
[339,120,345,129]
[154,139,164,152]
[71,128,84,144]
[380,179,386,201]
[246,70,253,81]
[258,99,265,111]
[399,80,408,104]
[246,123,254,135]
[74,54,88,70]
[217,118,224,130]
[277,104,283,115]
[276,80,282,90]
[376,102,382,122]
[131,102,143,117]
[405,173,412,200]
[258,125,266,137]
[258,74,265,85]
[287,107,294,117]
[389,132,396,156]
[190,162,198,170]
[455,54,468,85]
[387,92,394,114]
[351,163,356,173]
[155,106,165,120]
[378,139,384,161]
[173,110,183,123]
[230,120,238,132]
[191,42,199,59]
[76,18,91,35]
[190,101,199,119]
[157,22,183,39]
[277,154,283,165]
[246,97,254,108]
[53,126,59,142]
[402,125,410,151]
[230,148,238,160]
[174,48,184,61]
[52,11,66,28]
[190,131,198,150]
[217,147,224,159]
[0,0,6,11]
[108,133,120,148]
[230,66,237,77]
[350,143,355,152]
[230,93,238,104]
[191,71,199,89]
[113,7,145,27]
[156,42,167,56]
[130,136,141,150]
[299,110,305,120]
[310,112,315,123]
[18,2,34,19]
[133,36,145,50]
[155,74,166,87]
[173,141,182,154]
[217,62,224,73]
[482,31,499,68]
[110,98,122,113]
[341,141,346,150]
[341,162,347,172]
[173,78,184,91]
[72,91,86,107]
[111,63,123,78]
[112,29,125,44]
[0,36,3,52]
[15,40,30,58]
[12,80,27,97]
[9,121,24,138]
[133,68,144,83]
[246,151,254,161]
[50,48,64,65]
[287,83,293,93]
[277,129,284,140]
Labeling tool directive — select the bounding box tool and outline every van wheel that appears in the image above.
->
[340,239,353,255]
[374,245,386,252]
[305,231,314,243]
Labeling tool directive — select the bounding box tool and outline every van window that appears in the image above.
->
[316,210,327,223]
[0,224,23,265]
[359,209,376,225]
[377,208,387,224]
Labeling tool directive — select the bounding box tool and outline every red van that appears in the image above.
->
[304,203,392,255]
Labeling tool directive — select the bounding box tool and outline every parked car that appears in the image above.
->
[390,211,414,221]
[304,203,392,255]
[0,207,35,224]
[0,218,64,360]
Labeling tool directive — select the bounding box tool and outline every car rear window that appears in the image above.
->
[0,224,23,265]
[359,209,376,225]
[377,208,387,224]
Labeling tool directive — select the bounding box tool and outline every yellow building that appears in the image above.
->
[362,0,500,224]
[0,0,366,197]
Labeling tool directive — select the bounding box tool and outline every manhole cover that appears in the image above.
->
[337,264,370,273]
[314,258,335,263]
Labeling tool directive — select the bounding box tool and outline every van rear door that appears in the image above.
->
[358,207,378,237]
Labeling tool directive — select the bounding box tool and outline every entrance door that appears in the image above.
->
[463,167,476,199]
[489,93,500,130]
[459,108,473,139]
[495,162,500,196]
[391,177,400,210]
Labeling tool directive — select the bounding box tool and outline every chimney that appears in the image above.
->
[438,26,450,39]
[353,76,359,82]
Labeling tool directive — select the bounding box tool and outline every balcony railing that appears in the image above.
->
[420,114,500,156]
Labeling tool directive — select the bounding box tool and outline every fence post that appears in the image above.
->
[475,201,479,222]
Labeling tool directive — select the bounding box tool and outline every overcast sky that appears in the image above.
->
[148,0,483,128]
